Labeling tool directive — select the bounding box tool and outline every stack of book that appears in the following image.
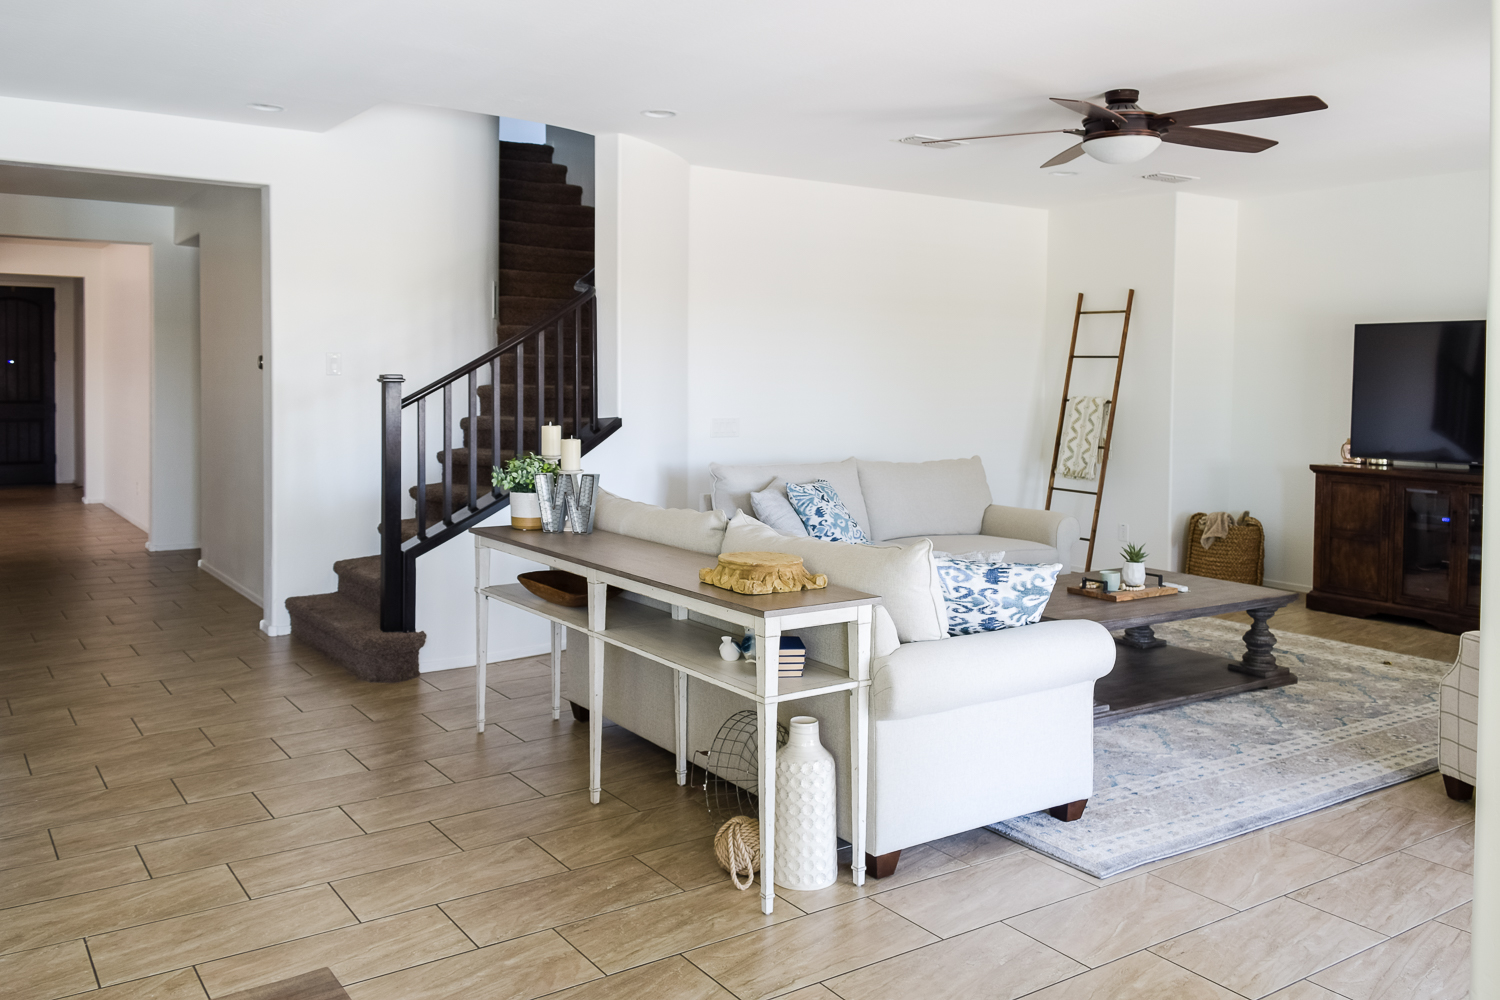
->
[777,636,807,678]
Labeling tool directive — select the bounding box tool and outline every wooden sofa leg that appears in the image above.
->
[569,701,589,723]
[1442,774,1474,801]
[1048,799,1088,822]
[865,850,902,879]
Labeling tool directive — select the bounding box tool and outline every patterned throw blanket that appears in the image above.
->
[1057,395,1110,480]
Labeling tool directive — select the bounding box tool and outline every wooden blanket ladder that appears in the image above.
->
[1045,289,1135,571]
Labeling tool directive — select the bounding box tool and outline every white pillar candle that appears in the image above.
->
[560,438,582,472]
[540,424,562,458]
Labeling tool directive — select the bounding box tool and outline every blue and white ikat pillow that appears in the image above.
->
[934,557,1062,635]
[785,480,869,544]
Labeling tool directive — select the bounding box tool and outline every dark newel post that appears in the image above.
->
[378,374,406,632]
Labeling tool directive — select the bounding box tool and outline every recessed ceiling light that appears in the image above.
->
[640,109,676,119]
[1049,170,1078,177]
[248,103,284,113]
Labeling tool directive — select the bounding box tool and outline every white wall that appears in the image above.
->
[0,98,500,642]
[0,273,79,483]
[685,166,1050,509]
[1231,171,1489,589]
[0,237,155,532]
[0,194,199,546]
[175,185,265,602]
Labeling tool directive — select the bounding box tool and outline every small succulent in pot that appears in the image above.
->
[1120,543,1148,588]
[492,453,560,494]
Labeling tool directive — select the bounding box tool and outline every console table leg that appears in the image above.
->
[550,621,562,722]
[847,610,871,887]
[674,671,688,786]
[587,580,607,806]
[475,546,489,734]
[1230,605,1293,680]
[1119,625,1166,649]
[757,700,776,914]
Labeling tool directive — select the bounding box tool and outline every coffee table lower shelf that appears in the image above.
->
[1092,642,1298,722]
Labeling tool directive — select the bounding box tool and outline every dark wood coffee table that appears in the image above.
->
[1042,569,1299,721]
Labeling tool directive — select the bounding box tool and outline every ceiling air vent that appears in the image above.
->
[1141,171,1198,184]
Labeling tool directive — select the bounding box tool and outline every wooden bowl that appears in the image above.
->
[518,570,588,607]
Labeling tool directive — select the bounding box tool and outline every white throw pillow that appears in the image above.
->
[722,513,946,643]
[750,489,809,537]
[594,490,729,556]
[934,557,1062,635]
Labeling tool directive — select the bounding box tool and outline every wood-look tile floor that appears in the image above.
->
[0,485,1474,1000]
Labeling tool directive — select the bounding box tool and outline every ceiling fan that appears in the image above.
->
[905,89,1327,167]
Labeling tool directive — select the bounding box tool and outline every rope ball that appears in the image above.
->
[714,816,761,891]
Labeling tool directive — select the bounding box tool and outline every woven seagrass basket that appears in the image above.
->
[1184,512,1265,586]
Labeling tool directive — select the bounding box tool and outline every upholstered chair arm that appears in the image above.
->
[871,620,1114,721]
[981,505,1079,560]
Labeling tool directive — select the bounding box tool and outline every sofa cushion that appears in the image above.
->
[935,559,1062,635]
[594,490,729,557]
[750,489,809,537]
[722,513,946,643]
[710,459,871,538]
[889,534,1058,564]
[785,480,869,544]
[857,457,992,541]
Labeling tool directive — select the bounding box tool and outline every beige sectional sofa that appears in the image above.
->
[561,456,1114,877]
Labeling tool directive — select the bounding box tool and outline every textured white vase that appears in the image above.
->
[773,716,837,890]
[1121,561,1146,588]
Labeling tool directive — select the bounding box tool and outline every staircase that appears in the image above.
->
[286,140,621,682]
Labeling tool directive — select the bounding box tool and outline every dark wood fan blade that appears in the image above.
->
[1161,126,1277,152]
[1040,143,1086,168]
[1161,96,1326,127]
[1050,98,1127,127]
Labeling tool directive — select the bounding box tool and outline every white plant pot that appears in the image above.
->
[773,716,837,890]
[1122,561,1147,588]
[510,491,542,530]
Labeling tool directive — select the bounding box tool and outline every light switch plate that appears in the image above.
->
[325,353,342,376]
[710,418,739,439]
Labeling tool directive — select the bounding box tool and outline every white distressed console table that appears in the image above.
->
[471,525,879,913]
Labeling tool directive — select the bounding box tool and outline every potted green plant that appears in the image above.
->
[1120,542,1148,588]
[493,454,559,531]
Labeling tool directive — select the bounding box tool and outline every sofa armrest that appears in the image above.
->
[872,619,1114,721]
[981,505,1079,564]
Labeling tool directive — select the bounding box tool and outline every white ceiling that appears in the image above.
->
[0,0,1487,207]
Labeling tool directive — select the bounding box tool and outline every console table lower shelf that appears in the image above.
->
[471,525,880,915]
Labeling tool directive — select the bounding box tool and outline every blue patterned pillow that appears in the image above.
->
[785,480,869,544]
[935,558,1062,634]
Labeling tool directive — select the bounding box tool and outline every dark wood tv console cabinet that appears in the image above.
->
[1307,464,1480,634]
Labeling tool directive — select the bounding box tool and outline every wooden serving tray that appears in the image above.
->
[1066,585,1179,602]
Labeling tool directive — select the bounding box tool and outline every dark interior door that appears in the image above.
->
[0,286,56,485]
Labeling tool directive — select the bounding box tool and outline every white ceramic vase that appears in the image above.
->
[773,716,837,890]
[510,491,542,530]
[1121,561,1146,588]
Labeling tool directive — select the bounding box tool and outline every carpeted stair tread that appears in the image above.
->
[500,160,569,183]
[284,593,424,683]
[498,295,580,326]
[499,269,581,300]
[499,140,556,163]
[501,220,594,251]
[500,178,583,205]
[500,199,594,228]
[333,556,381,614]
[499,243,594,275]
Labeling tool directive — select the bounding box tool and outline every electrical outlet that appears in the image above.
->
[325,353,342,376]
[710,417,739,439]
[1118,523,1129,541]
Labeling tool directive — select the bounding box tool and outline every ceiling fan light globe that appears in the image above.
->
[1082,133,1161,164]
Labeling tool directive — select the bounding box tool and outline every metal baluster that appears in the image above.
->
[535,330,544,454]
[553,318,562,435]
[489,357,501,495]
[573,303,582,438]
[589,296,599,431]
[515,342,526,462]
[442,382,453,524]
[466,369,478,512]
[416,397,427,539]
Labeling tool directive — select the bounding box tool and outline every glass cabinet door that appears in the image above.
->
[1401,489,1451,603]
[1468,492,1482,608]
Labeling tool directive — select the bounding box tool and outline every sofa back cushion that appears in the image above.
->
[857,456,993,541]
[595,490,729,556]
[722,513,946,643]
[710,459,871,538]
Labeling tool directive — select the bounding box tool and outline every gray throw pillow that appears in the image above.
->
[750,489,810,537]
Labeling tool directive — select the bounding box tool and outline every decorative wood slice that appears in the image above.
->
[1066,584,1179,602]
[700,551,828,595]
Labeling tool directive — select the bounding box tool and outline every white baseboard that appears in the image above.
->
[197,559,264,609]
[420,640,552,672]
[260,620,292,637]
[1264,578,1312,594]
[81,496,101,505]
[147,540,200,553]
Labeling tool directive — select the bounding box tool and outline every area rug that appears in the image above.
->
[988,618,1447,878]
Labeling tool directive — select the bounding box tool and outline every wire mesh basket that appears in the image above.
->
[696,709,788,820]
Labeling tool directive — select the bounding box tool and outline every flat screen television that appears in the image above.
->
[1351,321,1486,466]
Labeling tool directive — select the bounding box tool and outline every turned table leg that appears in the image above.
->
[1229,605,1295,681]
[1118,624,1166,649]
